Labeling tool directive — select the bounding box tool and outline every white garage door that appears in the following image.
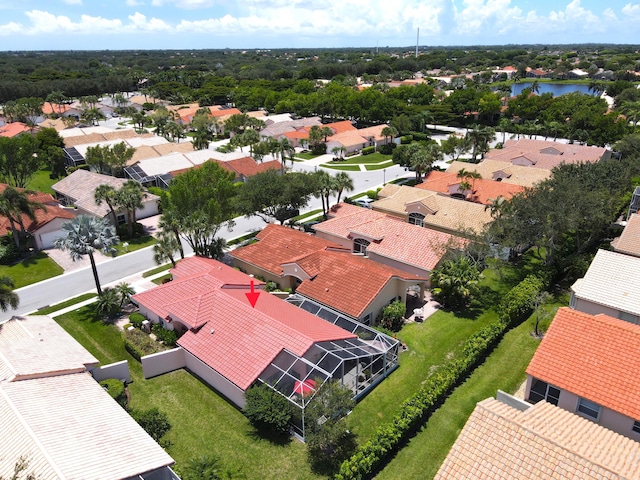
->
[39,230,65,249]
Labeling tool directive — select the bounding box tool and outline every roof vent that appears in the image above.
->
[210,328,215,334]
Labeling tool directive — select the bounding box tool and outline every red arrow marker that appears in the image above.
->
[245,280,260,308]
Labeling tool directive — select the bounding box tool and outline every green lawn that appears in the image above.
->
[0,251,63,288]
[142,263,172,278]
[328,153,392,165]
[54,306,322,479]
[295,152,322,160]
[26,168,62,195]
[346,308,498,442]
[322,164,361,171]
[365,161,394,171]
[34,292,97,315]
[115,235,156,255]
[376,317,542,479]
[152,273,172,285]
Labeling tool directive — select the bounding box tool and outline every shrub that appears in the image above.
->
[0,240,20,265]
[123,327,167,361]
[129,312,146,328]
[400,135,413,144]
[365,190,379,200]
[100,378,127,408]
[130,407,171,443]
[117,222,144,240]
[264,281,279,292]
[498,275,547,326]
[152,323,178,347]
[378,143,396,155]
[244,383,292,434]
[361,146,375,155]
[378,301,406,332]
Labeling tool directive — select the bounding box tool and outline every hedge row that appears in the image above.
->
[336,275,547,480]
[498,274,546,324]
[361,146,375,155]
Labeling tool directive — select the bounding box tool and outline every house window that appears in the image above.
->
[408,212,425,227]
[632,421,640,434]
[618,311,639,324]
[353,238,370,255]
[116,214,126,225]
[577,397,601,420]
[569,292,576,309]
[362,313,372,325]
[527,379,560,406]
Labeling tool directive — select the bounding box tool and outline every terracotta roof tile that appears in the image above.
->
[133,257,356,390]
[436,398,640,479]
[446,159,551,188]
[294,249,427,318]
[527,307,640,420]
[612,213,640,258]
[416,170,524,205]
[0,122,32,137]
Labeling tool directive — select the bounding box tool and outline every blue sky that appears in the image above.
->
[0,0,638,50]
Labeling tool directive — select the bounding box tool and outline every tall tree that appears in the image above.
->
[465,124,495,162]
[430,256,483,308]
[0,186,45,250]
[163,161,237,257]
[94,184,119,225]
[0,135,41,188]
[153,230,181,268]
[54,215,119,296]
[334,171,354,204]
[115,180,147,238]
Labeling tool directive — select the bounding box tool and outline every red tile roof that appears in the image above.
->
[526,307,640,420]
[0,122,32,137]
[294,249,427,318]
[416,170,524,205]
[132,257,356,390]
[0,184,76,235]
[323,120,357,135]
[315,203,462,271]
[230,224,347,276]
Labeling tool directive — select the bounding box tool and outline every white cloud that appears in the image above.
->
[127,12,171,32]
[61,0,83,4]
[150,0,215,8]
[126,0,144,6]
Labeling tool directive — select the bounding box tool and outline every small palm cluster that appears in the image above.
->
[95,282,136,318]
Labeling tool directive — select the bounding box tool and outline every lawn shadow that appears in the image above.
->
[246,427,293,447]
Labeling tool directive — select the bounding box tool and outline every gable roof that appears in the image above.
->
[51,169,158,218]
[435,397,640,480]
[526,307,640,420]
[294,249,427,318]
[133,257,356,391]
[446,159,551,188]
[611,213,640,257]
[372,185,493,235]
[314,203,461,271]
[0,185,76,236]
[416,170,524,205]
[0,316,174,480]
[484,139,608,170]
[571,249,640,316]
[0,122,32,137]
[230,224,347,276]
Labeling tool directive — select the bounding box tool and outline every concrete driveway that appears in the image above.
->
[45,247,113,273]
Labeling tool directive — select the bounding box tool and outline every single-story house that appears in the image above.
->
[0,121,33,137]
[435,394,640,479]
[483,139,611,170]
[132,256,400,439]
[230,224,428,325]
[0,184,77,250]
[314,203,463,280]
[611,213,640,258]
[416,170,524,205]
[372,184,493,237]
[0,315,177,480]
[570,249,640,324]
[525,307,640,440]
[52,169,159,225]
[446,159,551,188]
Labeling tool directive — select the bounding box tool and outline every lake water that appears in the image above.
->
[511,82,593,97]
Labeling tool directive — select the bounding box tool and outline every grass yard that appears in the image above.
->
[365,161,394,171]
[26,168,60,194]
[376,317,542,479]
[346,308,498,442]
[142,263,172,278]
[328,153,392,165]
[54,306,322,479]
[34,292,97,315]
[0,251,63,288]
[115,235,156,255]
[295,152,322,160]
[322,164,361,171]
[152,273,172,285]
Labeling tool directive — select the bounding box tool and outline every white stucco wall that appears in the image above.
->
[142,348,186,379]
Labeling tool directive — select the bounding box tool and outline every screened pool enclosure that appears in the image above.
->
[257,294,400,439]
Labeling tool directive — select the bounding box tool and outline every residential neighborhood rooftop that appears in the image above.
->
[446,159,551,188]
[526,307,640,421]
[435,397,640,480]
[611,213,640,257]
[571,249,640,316]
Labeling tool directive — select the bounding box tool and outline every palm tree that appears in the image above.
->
[54,215,119,296]
[158,210,185,260]
[95,287,121,318]
[153,230,181,268]
[0,275,19,312]
[485,196,507,218]
[115,282,135,308]
[0,187,45,250]
[116,181,146,238]
[498,117,511,143]
[466,124,495,162]
[277,137,294,171]
[334,172,354,204]
[381,126,398,147]
[94,184,119,225]
[530,80,540,95]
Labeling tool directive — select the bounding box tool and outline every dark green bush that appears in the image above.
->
[361,146,375,155]
[100,378,127,408]
[244,383,292,434]
[129,312,145,328]
[400,135,413,144]
[498,275,546,326]
[130,407,171,443]
[0,240,20,265]
[152,323,178,347]
[378,143,396,155]
[378,301,406,332]
[117,222,144,240]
